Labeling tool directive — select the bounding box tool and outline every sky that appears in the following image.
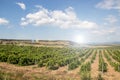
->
[0,0,120,43]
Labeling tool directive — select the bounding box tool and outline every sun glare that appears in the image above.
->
[74,35,85,44]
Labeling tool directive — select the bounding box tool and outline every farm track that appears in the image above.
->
[91,50,99,79]
[101,50,120,80]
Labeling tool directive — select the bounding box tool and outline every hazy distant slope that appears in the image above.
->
[0,39,77,47]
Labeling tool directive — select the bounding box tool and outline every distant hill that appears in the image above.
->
[0,39,77,47]
[0,39,120,47]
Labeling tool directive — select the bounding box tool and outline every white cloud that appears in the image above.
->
[16,2,26,10]
[20,6,98,29]
[0,18,9,25]
[96,0,120,10]
[104,15,118,23]
[92,28,115,35]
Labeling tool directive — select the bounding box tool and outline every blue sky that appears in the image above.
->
[0,0,120,43]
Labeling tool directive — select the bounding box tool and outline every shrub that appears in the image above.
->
[38,60,44,67]
[0,53,8,62]
[80,62,91,72]
[58,60,66,67]
[0,73,4,80]
[68,62,78,70]
[46,60,59,70]
[18,56,34,66]
[99,62,107,72]
[81,72,91,80]
[7,54,18,64]
[97,74,103,80]
[114,64,120,72]
[47,64,59,70]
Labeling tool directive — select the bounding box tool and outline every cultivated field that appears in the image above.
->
[0,45,120,80]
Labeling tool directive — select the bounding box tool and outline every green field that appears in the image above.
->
[0,45,120,80]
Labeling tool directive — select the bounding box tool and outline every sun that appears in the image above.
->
[74,35,85,44]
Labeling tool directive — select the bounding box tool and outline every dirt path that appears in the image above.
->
[91,50,99,80]
[101,49,120,80]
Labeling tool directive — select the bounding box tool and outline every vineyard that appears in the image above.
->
[0,45,120,80]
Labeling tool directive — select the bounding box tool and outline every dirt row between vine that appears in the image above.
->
[101,50,120,80]
[1,49,119,80]
[68,49,95,75]
[91,50,99,80]
[105,50,119,64]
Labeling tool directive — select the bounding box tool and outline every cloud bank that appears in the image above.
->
[21,6,98,29]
